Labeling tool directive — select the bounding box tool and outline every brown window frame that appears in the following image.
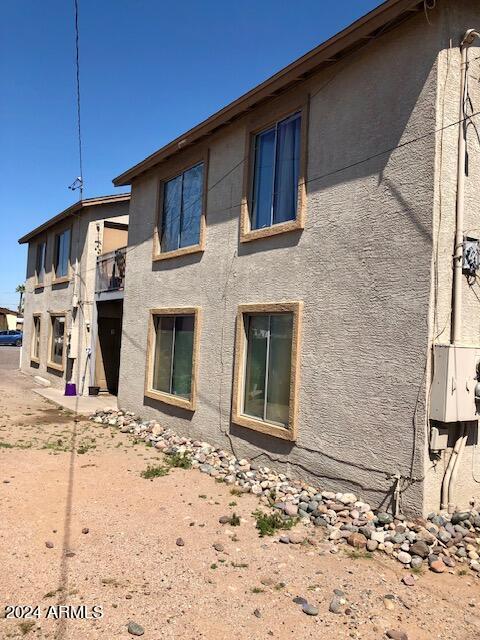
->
[240,97,308,244]
[31,313,42,363]
[34,239,47,289]
[47,312,67,372]
[144,307,202,411]
[52,227,72,284]
[231,301,303,441]
[152,151,208,262]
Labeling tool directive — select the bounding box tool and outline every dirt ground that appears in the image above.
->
[1,351,480,640]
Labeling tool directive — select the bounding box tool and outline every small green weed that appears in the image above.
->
[140,464,169,479]
[252,509,295,537]
[167,453,192,469]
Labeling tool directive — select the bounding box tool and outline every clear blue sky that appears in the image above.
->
[0,0,381,310]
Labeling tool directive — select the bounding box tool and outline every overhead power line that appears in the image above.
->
[70,0,84,199]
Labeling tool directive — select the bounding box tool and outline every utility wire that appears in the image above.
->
[23,109,480,297]
[73,0,84,199]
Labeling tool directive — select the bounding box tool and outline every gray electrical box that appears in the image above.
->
[430,344,480,422]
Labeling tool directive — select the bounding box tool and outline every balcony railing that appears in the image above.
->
[96,247,126,294]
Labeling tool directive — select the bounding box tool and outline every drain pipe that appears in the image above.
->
[442,30,480,512]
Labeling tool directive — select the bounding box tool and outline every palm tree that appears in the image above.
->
[15,284,25,314]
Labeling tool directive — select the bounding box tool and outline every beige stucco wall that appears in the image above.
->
[423,0,480,512]
[118,7,455,515]
[21,203,129,394]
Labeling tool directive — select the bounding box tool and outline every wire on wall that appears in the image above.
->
[72,0,84,199]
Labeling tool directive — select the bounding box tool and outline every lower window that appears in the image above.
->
[32,315,41,361]
[145,308,201,410]
[232,302,302,440]
[49,315,65,369]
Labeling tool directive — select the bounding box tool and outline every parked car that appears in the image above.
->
[0,330,23,346]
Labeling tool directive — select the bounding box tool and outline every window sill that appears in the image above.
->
[34,283,45,291]
[52,276,71,286]
[240,217,303,243]
[152,244,204,262]
[30,356,40,365]
[232,412,296,441]
[144,388,195,411]
[47,360,64,372]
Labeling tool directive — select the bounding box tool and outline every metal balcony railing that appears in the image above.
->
[95,247,126,293]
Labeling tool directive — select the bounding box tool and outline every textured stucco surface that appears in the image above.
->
[118,7,450,515]
[21,203,129,394]
[424,0,480,512]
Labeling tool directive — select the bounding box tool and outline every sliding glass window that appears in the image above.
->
[152,315,195,400]
[243,313,293,427]
[35,241,46,285]
[54,229,71,279]
[251,113,301,230]
[161,163,204,253]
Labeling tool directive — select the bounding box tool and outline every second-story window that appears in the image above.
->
[54,229,71,279]
[35,241,46,285]
[161,163,204,253]
[251,112,301,230]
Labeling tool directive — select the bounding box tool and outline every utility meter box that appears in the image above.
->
[430,344,480,422]
[68,323,78,360]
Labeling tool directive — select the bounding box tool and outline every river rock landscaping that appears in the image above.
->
[91,409,480,576]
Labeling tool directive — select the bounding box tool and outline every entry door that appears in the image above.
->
[96,317,122,394]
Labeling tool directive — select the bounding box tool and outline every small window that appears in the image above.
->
[145,308,201,410]
[49,315,65,369]
[32,315,41,361]
[232,302,302,440]
[35,241,46,285]
[54,229,71,279]
[160,163,204,254]
[251,113,301,230]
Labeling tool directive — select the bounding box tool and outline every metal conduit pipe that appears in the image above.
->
[441,424,465,510]
[448,424,468,512]
[442,29,480,512]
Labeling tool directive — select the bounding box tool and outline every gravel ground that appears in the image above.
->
[0,363,480,639]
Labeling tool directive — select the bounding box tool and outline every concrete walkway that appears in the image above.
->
[33,386,117,415]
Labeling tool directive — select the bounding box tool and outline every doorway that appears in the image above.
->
[94,300,123,395]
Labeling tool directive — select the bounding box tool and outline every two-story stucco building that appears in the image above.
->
[111,0,480,516]
[19,194,130,397]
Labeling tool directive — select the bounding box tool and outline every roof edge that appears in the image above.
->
[18,193,130,245]
[113,0,423,186]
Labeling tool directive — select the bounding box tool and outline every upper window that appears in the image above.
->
[49,315,65,369]
[241,107,306,243]
[145,308,201,410]
[160,163,204,254]
[54,229,71,279]
[35,241,46,285]
[251,112,301,230]
[32,315,41,361]
[232,302,302,441]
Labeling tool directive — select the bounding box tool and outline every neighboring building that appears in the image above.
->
[111,0,480,515]
[18,194,130,396]
[0,308,21,331]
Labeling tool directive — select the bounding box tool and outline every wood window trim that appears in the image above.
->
[231,301,303,441]
[34,238,47,289]
[52,226,73,284]
[47,312,67,372]
[30,313,42,364]
[152,151,209,262]
[240,99,309,244]
[144,306,202,411]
